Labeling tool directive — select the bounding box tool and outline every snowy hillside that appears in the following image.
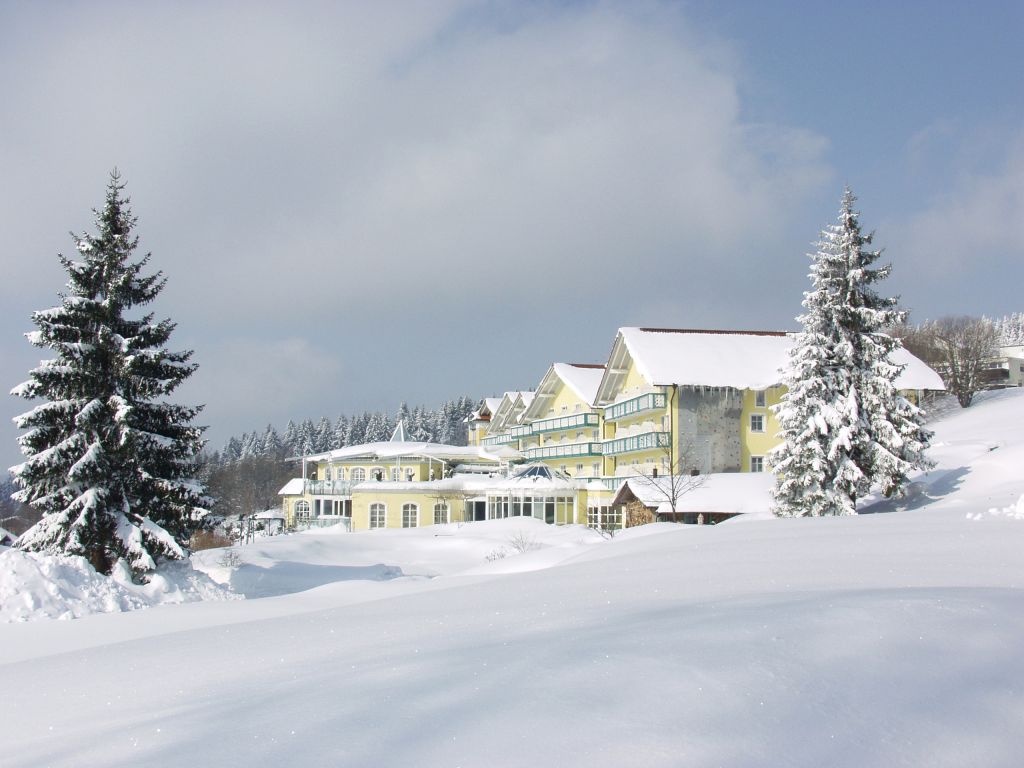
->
[1,390,1023,767]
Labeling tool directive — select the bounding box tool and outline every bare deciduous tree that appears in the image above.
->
[897,316,998,407]
[627,438,704,520]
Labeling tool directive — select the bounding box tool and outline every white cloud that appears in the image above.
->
[0,1,833,456]
[894,129,1024,276]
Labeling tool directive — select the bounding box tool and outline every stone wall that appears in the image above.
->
[676,387,742,473]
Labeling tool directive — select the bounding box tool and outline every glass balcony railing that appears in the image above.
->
[509,423,534,438]
[602,430,670,456]
[522,442,604,460]
[481,432,517,447]
[529,412,600,434]
[305,480,356,496]
[603,392,667,422]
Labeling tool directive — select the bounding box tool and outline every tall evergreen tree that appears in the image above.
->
[314,416,334,452]
[771,188,932,517]
[345,413,368,446]
[283,420,299,454]
[332,414,349,448]
[260,424,285,459]
[12,172,206,577]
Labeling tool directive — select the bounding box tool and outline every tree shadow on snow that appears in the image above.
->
[860,466,970,514]
[229,561,404,598]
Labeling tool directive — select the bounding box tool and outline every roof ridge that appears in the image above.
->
[637,327,790,337]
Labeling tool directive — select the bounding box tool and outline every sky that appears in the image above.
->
[1,0,1021,468]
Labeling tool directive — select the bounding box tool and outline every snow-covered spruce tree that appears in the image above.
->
[771,188,933,517]
[12,172,206,578]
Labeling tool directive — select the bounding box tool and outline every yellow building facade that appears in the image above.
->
[281,326,945,531]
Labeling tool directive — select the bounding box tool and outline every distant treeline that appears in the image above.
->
[208,396,480,466]
[992,312,1024,346]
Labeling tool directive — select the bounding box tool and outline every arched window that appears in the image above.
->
[324,467,332,481]
[402,503,418,528]
[433,503,449,525]
[294,500,310,521]
[369,503,386,529]
[350,467,366,483]
[371,467,384,481]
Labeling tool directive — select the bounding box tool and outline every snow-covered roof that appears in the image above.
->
[488,390,536,433]
[524,363,606,420]
[597,327,944,405]
[254,509,286,520]
[621,328,795,391]
[278,478,305,496]
[304,441,516,464]
[613,472,775,514]
[555,363,605,405]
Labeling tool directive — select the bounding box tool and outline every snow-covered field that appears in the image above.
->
[2,390,1023,767]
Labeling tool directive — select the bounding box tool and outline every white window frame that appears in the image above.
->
[350,467,366,483]
[369,503,386,529]
[390,467,401,482]
[402,503,419,528]
[750,456,765,473]
[433,503,449,525]
[294,500,310,520]
[750,413,765,433]
[754,390,766,408]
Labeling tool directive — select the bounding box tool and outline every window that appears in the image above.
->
[406,469,415,482]
[369,503,386,528]
[402,503,418,528]
[294,500,310,521]
[350,467,366,483]
[592,462,601,476]
[754,390,766,408]
[750,456,764,473]
[750,414,765,432]
[324,467,332,481]
[433,503,449,525]
[390,467,401,482]
[576,463,584,475]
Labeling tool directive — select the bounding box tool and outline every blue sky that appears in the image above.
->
[0,0,1021,467]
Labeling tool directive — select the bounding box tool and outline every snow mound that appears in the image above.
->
[988,494,1024,520]
[0,549,239,623]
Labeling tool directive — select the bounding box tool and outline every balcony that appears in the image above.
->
[603,392,667,422]
[522,441,603,460]
[305,480,356,496]
[509,423,534,438]
[481,432,517,447]
[602,430,670,456]
[529,411,600,434]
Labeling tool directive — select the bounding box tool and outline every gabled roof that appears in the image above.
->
[466,397,505,423]
[596,327,944,405]
[488,390,535,433]
[523,363,605,420]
